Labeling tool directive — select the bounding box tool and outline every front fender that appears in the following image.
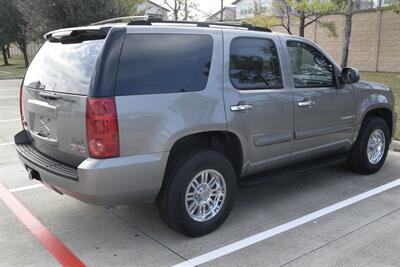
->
[353,81,396,139]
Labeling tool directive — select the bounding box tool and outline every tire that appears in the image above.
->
[349,116,390,174]
[156,149,237,237]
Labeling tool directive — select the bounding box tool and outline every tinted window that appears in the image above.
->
[287,41,335,88]
[230,38,282,90]
[116,34,213,95]
[24,40,104,95]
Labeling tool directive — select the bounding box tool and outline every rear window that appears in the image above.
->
[116,34,213,96]
[23,40,104,95]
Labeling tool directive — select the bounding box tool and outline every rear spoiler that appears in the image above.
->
[44,27,111,44]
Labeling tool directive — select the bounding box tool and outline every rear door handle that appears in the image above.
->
[297,99,315,107]
[39,91,61,100]
[230,104,253,112]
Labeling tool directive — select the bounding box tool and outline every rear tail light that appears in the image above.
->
[19,82,26,129]
[86,97,119,158]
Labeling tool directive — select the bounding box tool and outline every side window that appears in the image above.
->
[286,40,335,88]
[229,38,283,90]
[116,34,213,95]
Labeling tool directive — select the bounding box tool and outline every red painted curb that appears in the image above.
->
[0,182,86,267]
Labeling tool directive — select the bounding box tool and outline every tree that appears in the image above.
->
[341,0,353,68]
[253,0,263,16]
[245,15,277,28]
[6,44,11,58]
[184,0,188,20]
[0,0,29,67]
[16,34,29,68]
[163,0,197,20]
[16,0,132,41]
[0,0,15,65]
[389,0,400,14]
[220,0,224,21]
[164,0,182,20]
[1,46,9,66]
[244,0,277,28]
[275,0,341,37]
[122,0,145,15]
[0,36,11,66]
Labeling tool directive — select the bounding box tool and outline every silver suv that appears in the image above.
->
[15,20,397,236]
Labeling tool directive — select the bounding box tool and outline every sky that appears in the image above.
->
[151,0,234,19]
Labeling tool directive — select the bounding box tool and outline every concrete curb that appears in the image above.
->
[390,140,400,152]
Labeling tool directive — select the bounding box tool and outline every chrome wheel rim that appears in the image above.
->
[185,169,226,222]
[367,129,386,164]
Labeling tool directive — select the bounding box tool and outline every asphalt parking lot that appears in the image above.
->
[1,79,400,267]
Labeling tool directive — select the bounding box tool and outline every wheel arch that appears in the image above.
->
[359,106,394,138]
[165,131,244,178]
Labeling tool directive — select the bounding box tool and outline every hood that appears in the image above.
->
[354,80,392,92]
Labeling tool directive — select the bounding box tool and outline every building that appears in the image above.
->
[232,0,393,20]
[136,0,169,19]
[208,6,236,22]
[232,0,276,20]
[355,0,392,9]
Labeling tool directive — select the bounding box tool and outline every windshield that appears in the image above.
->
[24,40,104,95]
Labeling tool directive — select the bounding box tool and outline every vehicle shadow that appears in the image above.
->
[114,152,400,259]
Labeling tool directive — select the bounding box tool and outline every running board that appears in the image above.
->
[239,153,348,187]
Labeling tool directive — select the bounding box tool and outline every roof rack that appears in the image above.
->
[90,15,152,26]
[127,18,272,32]
[91,15,272,33]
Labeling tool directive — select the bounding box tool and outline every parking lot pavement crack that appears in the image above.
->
[111,211,189,262]
[279,207,400,267]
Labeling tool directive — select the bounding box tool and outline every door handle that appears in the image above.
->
[230,103,253,112]
[39,91,61,100]
[297,99,315,107]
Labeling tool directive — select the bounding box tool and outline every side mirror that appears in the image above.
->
[341,67,360,84]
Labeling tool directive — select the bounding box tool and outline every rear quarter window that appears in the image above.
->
[116,34,213,96]
[23,40,104,95]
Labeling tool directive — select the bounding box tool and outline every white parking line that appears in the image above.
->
[0,142,14,146]
[0,119,19,123]
[0,96,18,99]
[9,184,44,193]
[172,178,400,267]
[0,106,19,108]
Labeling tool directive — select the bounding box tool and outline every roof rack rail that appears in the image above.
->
[91,15,272,32]
[90,15,155,26]
[127,19,272,33]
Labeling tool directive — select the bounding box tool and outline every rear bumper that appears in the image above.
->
[14,131,168,205]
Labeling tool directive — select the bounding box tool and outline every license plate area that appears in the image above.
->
[27,99,58,144]
[31,114,58,140]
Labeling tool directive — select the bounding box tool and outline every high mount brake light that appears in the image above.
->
[46,30,108,43]
[86,97,119,158]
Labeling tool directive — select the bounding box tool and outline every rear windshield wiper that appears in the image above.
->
[25,80,46,90]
